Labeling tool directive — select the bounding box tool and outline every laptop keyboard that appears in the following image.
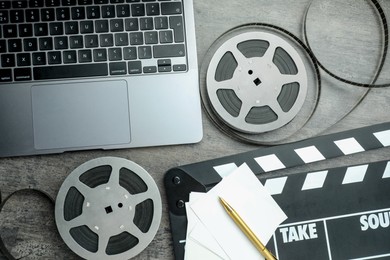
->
[0,0,188,82]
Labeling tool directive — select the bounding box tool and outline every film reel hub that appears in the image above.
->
[232,56,288,106]
[55,157,162,260]
[78,184,137,234]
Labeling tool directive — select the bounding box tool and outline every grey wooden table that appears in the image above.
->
[1,0,390,259]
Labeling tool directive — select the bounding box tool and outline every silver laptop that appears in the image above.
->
[0,0,202,157]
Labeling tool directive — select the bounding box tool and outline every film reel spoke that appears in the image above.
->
[66,214,89,229]
[107,163,122,186]
[72,181,92,197]
[126,222,145,241]
[269,99,285,117]
[230,45,251,67]
[237,102,253,122]
[212,79,237,91]
[97,233,111,254]
[131,191,152,205]
[278,74,301,86]
[262,42,278,64]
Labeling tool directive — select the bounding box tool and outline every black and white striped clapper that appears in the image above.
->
[164,122,390,260]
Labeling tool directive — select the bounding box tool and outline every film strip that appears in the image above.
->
[164,122,390,260]
[200,23,321,145]
[200,0,390,145]
[304,0,390,88]
[0,189,55,260]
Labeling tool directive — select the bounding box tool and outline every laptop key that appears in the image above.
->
[123,46,136,60]
[94,0,108,4]
[138,46,152,59]
[93,48,107,61]
[143,65,156,73]
[14,68,32,81]
[128,60,141,74]
[46,0,61,6]
[13,1,28,8]
[170,16,184,42]
[1,54,15,67]
[146,3,159,15]
[33,63,108,80]
[95,20,109,33]
[109,62,126,75]
[8,39,23,52]
[0,40,6,53]
[32,52,47,65]
[102,5,115,18]
[108,47,122,61]
[26,10,40,22]
[41,8,56,21]
[87,6,101,19]
[17,53,32,66]
[3,25,17,38]
[0,69,12,82]
[50,22,64,35]
[71,6,86,20]
[0,1,11,9]
[0,10,8,23]
[39,37,53,50]
[19,24,33,37]
[10,10,24,23]
[63,50,77,63]
[48,51,62,64]
[56,7,71,21]
[161,2,182,15]
[30,0,44,8]
[131,4,145,16]
[173,64,186,71]
[78,49,92,62]
[62,0,77,5]
[153,43,185,58]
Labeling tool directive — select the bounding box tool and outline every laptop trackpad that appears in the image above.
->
[31,80,131,150]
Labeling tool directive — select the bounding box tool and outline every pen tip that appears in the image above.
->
[219,197,231,211]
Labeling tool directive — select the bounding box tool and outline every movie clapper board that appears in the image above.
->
[164,122,390,260]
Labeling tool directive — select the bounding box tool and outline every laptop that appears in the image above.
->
[0,0,203,157]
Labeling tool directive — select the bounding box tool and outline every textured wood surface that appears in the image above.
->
[1,0,390,259]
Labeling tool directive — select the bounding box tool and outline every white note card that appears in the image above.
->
[188,163,287,260]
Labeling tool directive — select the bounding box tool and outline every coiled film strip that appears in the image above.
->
[200,0,390,145]
[0,189,55,260]
[200,23,320,144]
[304,0,390,88]
[164,122,390,260]
[55,157,162,259]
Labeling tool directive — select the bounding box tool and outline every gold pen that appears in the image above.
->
[219,197,277,260]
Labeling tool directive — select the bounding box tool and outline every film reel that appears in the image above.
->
[55,157,162,260]
[206,30,308,133]
[200,24,320,144]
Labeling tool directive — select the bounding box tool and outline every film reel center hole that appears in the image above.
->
[104,202,124,214]
[253,78,261,86]
[105,206,113,214]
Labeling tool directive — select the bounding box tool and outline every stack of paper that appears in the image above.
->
[185,163,287,260]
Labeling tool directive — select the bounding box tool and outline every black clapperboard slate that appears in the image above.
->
[164,122,390,260]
